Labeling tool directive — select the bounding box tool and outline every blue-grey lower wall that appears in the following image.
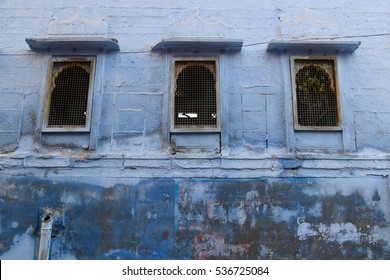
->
[1,176,389,259]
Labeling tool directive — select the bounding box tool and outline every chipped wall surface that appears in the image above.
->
[1,176,389,259]
[1,0,390,259]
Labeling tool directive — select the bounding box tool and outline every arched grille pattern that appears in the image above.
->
[174,61,217,129]
[47,61,92,128]
[293,59,340,128]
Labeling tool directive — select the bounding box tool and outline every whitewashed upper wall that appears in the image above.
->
[1,0,390,156]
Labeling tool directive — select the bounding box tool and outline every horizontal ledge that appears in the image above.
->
[266,40,361,53]
[151,38,243,52]
[25,37,120,53]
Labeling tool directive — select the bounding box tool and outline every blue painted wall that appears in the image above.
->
[1,176,389,259]
[1,0,390,259]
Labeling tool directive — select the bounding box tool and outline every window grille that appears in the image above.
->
[292,57,341,129]
[43,59,94,131]
[173,60,218,130]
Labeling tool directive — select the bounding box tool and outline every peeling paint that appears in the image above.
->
[371,226,390,251]
[297,221,360,244]
[193,234,250,260]
[0,176,390,259]
[228,201,247,226]
[0,226,35,260]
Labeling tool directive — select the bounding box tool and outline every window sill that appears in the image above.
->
[42,127,91,133]
[294,126,343,131]
[152,37,243,53]
[171,128,221,133]
[25,37,120,53]
[266,40,360,54]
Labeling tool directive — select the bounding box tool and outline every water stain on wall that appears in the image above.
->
[0,176,389,259]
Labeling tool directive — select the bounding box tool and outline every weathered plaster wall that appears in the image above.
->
[1,0,390,259]
[1,176,389,259]
[1,0,390,155]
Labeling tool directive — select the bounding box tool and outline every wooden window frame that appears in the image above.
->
[42,57,96,132]
[290,56,342,131]
[170,57,220,133]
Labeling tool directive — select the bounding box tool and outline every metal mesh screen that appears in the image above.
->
[47,62,91,128]
[294,59,339,127]
[174,61,217,129]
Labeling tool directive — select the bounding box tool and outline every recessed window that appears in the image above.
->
[172,59,219,132]
[291,57,341,130]
[43,58,95,132]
